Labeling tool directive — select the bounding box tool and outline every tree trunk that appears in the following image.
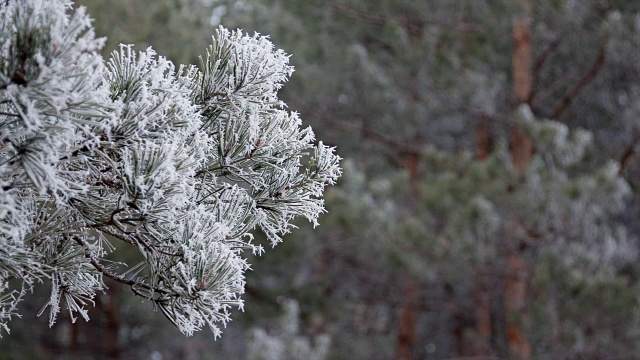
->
[394,152,421,360]
[512,18,532,104]
[474,272,493,355]
[506,254,531,359]
[512,127,533,175]
[395,276,419,360]
[511,3,534,175]
[476,114,491,161]
[505,2,533,358]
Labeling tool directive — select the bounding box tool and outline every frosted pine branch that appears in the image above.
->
[0,0,340,337]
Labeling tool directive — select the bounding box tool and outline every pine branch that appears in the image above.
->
[0,2,340,337]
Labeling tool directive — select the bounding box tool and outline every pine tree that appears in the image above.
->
[325,106,637,358]
[0,0,340,338]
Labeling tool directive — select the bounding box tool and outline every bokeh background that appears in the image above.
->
[2,0,640,359]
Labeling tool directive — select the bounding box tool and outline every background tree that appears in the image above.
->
[211,1,640,359]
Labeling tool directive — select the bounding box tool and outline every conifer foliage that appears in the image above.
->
[0,0,340,337]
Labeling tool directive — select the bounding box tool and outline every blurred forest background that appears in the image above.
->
[2,0,640,359]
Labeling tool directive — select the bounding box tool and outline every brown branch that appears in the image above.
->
[530,38,561,100]
[91,226,136,247]
[534,38,561,75]
[195,153,257,177]
[71,235,167,296]
[476,113,491,160]
[59,132,107,161]
[550,37,608,119]
[619,133,639,175]
[530,70,576,108]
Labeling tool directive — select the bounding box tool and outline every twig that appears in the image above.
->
[71,235,167,295]
[550,36,608,119]
[534,38,561,75]
[619,133,639,175]
[530,38,561,100]
[0,111,20,118]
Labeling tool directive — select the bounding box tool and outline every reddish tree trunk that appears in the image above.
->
[512,127,533,175]
[474,274,492,355]
[469,111,492,358]
[506,254,531,359]
[395,276,419,360]
[506,2,533,358]
[512,6,534,175]
[394,152,421,360]
[476,114,491,161]
[457,270,493,357]
[512,18,532,104]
